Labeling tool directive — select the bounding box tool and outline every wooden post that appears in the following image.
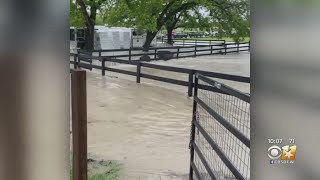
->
[129,49,132,61]
[74,54,78,69]
[154,49,157,60]
[78,53,81,68]
[136,62,141,83]
[71,70,87,180]
[194,45,197,57]
[101,58,105,76]
[210,45,213,54]
[177,48,180,59]
[188,71,194,97]
[224,43,227,55]
[237,43,240,53]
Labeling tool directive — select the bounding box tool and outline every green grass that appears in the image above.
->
[70,159,122,180]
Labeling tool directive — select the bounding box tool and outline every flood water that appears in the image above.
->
[73,53,250,179]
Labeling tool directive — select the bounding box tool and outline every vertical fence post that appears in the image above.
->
[177,47,180,59]
[189,74,198,180]
[194,45,197,57]
[136,62,141,83]
[99,51,101,57]
[129,49,132,61]
[71,70,87,180]
[101,58,105,76]
[74,54,78,69]
[224,43,227,55]
[210,45,213,54]
[154,49,157,60]
[77,53,81,68]
[188,70,194,97]
[237,42,240,53]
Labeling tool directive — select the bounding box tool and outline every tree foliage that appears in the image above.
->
[104,0,207,48]
[70,0,85,27]
[207,0,250,42]
[71,0,115,50]
[70,0,250,49]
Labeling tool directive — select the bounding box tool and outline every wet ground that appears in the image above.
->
[73,53,250,179]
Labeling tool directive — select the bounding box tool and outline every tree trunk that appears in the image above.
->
[85,23,95,51]
[76,0,96,51]
[143,31,157,51]
[166,27,174,45]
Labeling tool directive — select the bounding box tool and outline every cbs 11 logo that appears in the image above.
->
[268,145,297,161]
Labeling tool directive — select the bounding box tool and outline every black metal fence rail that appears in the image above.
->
[189,73,250,180]
[160,38,227,46]
[70,55,250,97]
[75,42,249,61]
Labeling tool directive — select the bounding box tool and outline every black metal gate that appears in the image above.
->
[189,73,250,180]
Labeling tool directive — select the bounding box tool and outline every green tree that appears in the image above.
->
[164,7,212,44]
[207,0,250,42]
[106,0,205,50]
[164,0,250,43]
[70,0,85,27]
[71,0,114,50]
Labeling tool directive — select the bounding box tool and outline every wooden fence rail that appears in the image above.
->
[72,41,249,61]
[70,54,250,97]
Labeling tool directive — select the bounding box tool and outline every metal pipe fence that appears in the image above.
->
[189,73,250,180]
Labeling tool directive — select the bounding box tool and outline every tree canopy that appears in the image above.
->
[70,0,250,49]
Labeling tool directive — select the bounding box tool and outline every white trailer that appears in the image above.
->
[70,26,157,51]
[94,26,157,50]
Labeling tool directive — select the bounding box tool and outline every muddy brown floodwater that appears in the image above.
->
[73,53,250,179]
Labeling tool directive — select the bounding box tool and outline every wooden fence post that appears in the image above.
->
[177,48,180,59]
[224,43,227,55]
[194,46,197,57]
[237,43,240,53]
[188,71,194,97]
[136,62,141,83]
[210,45,213,54]
[154,49,157,60]
[71,70,87,180]
[74,54,78,69]
[101,58,105,76]
[129,49,132,61]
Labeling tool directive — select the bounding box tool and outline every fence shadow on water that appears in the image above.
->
[189,73,250,180]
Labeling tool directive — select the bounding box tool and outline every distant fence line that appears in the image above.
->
[70,51,250,97]
[70,41,249,61]
[159,38,227,46]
